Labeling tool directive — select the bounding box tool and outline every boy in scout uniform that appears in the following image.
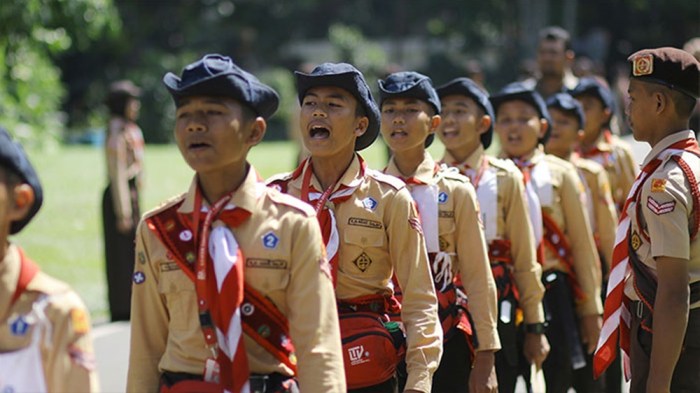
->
[268,63,442,393]
[0,127,98,392]
[594,47,700,393]
[127,54,345,393]
[378,71,499,393]
[435,77,548,393]
[571,77,638,212]
[545,93,619,392]
[491,82,603,392]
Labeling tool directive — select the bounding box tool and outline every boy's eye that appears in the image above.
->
[382,108,394,114]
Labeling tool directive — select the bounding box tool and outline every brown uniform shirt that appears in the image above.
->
[127,166,345,393]
[442,146,546,324]
[105,117,144,221]
[517,149,603,316]
[270,154,442,393]
[624,131,700,309]
[0,244,98,392]
[385,152,500,352]
[573,156,619,273]
[579,131,638,211]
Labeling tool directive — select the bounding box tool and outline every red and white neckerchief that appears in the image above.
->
[192,187,252,393]
[298,157,364,286]
[593,136,700,380]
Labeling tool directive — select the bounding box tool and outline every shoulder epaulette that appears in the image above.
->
[439,167,470,184]
[265,188,315,217]
[486,156,520,173]
[366,169,406,190]
[544,154,577,171]
[575,157,605,176]
[142,193,186,220]
[266,171,293,186]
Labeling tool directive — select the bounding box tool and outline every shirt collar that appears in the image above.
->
[0,244,21,312]
[178,164,264,215]
[441,145,484,172]
[642,130,696,167]
[289,153,365,192]
[385,151,437,184]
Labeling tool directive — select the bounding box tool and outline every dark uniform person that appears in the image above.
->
[269,63,442,393]
[378,71,500,393]
[127,54,345,393]
[0,127,98,392]
[594,47,700,393]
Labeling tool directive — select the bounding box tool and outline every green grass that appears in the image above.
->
[14,139,404,322]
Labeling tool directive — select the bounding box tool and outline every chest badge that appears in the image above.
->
[179,229,193,242]
[9,316,30,336]
[362,197,378,211]
[631,231,641,251]
[438,191,448,204]
[133,271,146,284]
[353,252,372,272]
[262,231,279,249]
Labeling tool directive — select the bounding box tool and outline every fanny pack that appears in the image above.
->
[160,372,298,393]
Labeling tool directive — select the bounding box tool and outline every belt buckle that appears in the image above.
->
[636,301,644,318]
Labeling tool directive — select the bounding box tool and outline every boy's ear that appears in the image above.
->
[429,115,441,132]
[8,184,35,224]
[539,118,549,138]
[247,117,267,146]
[477,115,492,135]
[354,116,369,137]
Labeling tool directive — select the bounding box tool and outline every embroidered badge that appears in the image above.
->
[186,252,196,264]
[71,308,89,335]
[647,196,675,215]
[439,236,449,251]
[165,220,176,231]
[179,229,193,242]
[262,231,279,249]
[632,54,654,76]
[438,191,448,204]
[631,231,641,251]
[258,324,271,338]
[353,252,372,272]
[241,303,255,316]
[9,316,29,336]
[408,217,423,234]
[133,271,146,284]
[138,251,146,265]
[362,197,378,211]
[650,178,667,193]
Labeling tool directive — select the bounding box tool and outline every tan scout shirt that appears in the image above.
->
[572,156,619,273]
[579,131,638,211]
[442,146,546,324]
[385,152,500,352]
[0,244,98,392]
[272,154,442,393]
[127,166,345,393]
[105,117,144,221]
[624,131,700,309]
[520,149,603,316]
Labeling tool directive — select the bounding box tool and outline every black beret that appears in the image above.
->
[295,62,380,151]
[570,76,615,111]
[436,77,495,149]
[0,127,43,234]
[546,92,586,129]
[378,71,441,147]
[628,47,700,99]
[490,82,552,144]
[163,54,280,119]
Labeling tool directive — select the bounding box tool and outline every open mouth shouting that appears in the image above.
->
[440,127,460,140]
[309,124,331,140]
[389,129,408,140]
[187,139,212,152]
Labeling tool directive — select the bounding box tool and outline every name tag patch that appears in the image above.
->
[348,217,383,229]
[160,262,181,272]
[438,210,454,218]
[246,258,288,269]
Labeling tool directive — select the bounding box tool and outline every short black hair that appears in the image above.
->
[539,26,572,51]
[106,80,140,116]
[0,165,21,188]
[645,83,697,119]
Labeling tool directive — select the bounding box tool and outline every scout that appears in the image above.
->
[594,47,700,393]
[491,82,603,392]
[126,54,345,393]
[0,127,98,392]
[268,63,442,393]
[571,77,638,212]
[545,93,619,392]
[378,71,499,393]
[435,77,549,393]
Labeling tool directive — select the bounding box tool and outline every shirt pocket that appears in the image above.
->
[344,226,386,249]
[157,269,197,332]
[244,257,291,293]
[437,219,456,253]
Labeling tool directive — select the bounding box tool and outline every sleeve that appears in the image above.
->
[286,215,346,393]
[617,144,639,203]
[502,171,545,324]
[126,220,169,392]
[453,183,500,351]
[106,121,133,221]
[389,188,442,393]
[561,170,603,316]
[643,165,692,260]
[45,294,99,392]
[594,169,619,272]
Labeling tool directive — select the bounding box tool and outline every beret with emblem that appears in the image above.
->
[163,54,280,119]
[378,71,441,147]
[490,82,553,144]
[628,47,700,99]
[436,77,495,148]
[0,127,43,234]
[546,92,586,129]
[295,62,380,151]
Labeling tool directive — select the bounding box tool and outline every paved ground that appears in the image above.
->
[93,135,645,392]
